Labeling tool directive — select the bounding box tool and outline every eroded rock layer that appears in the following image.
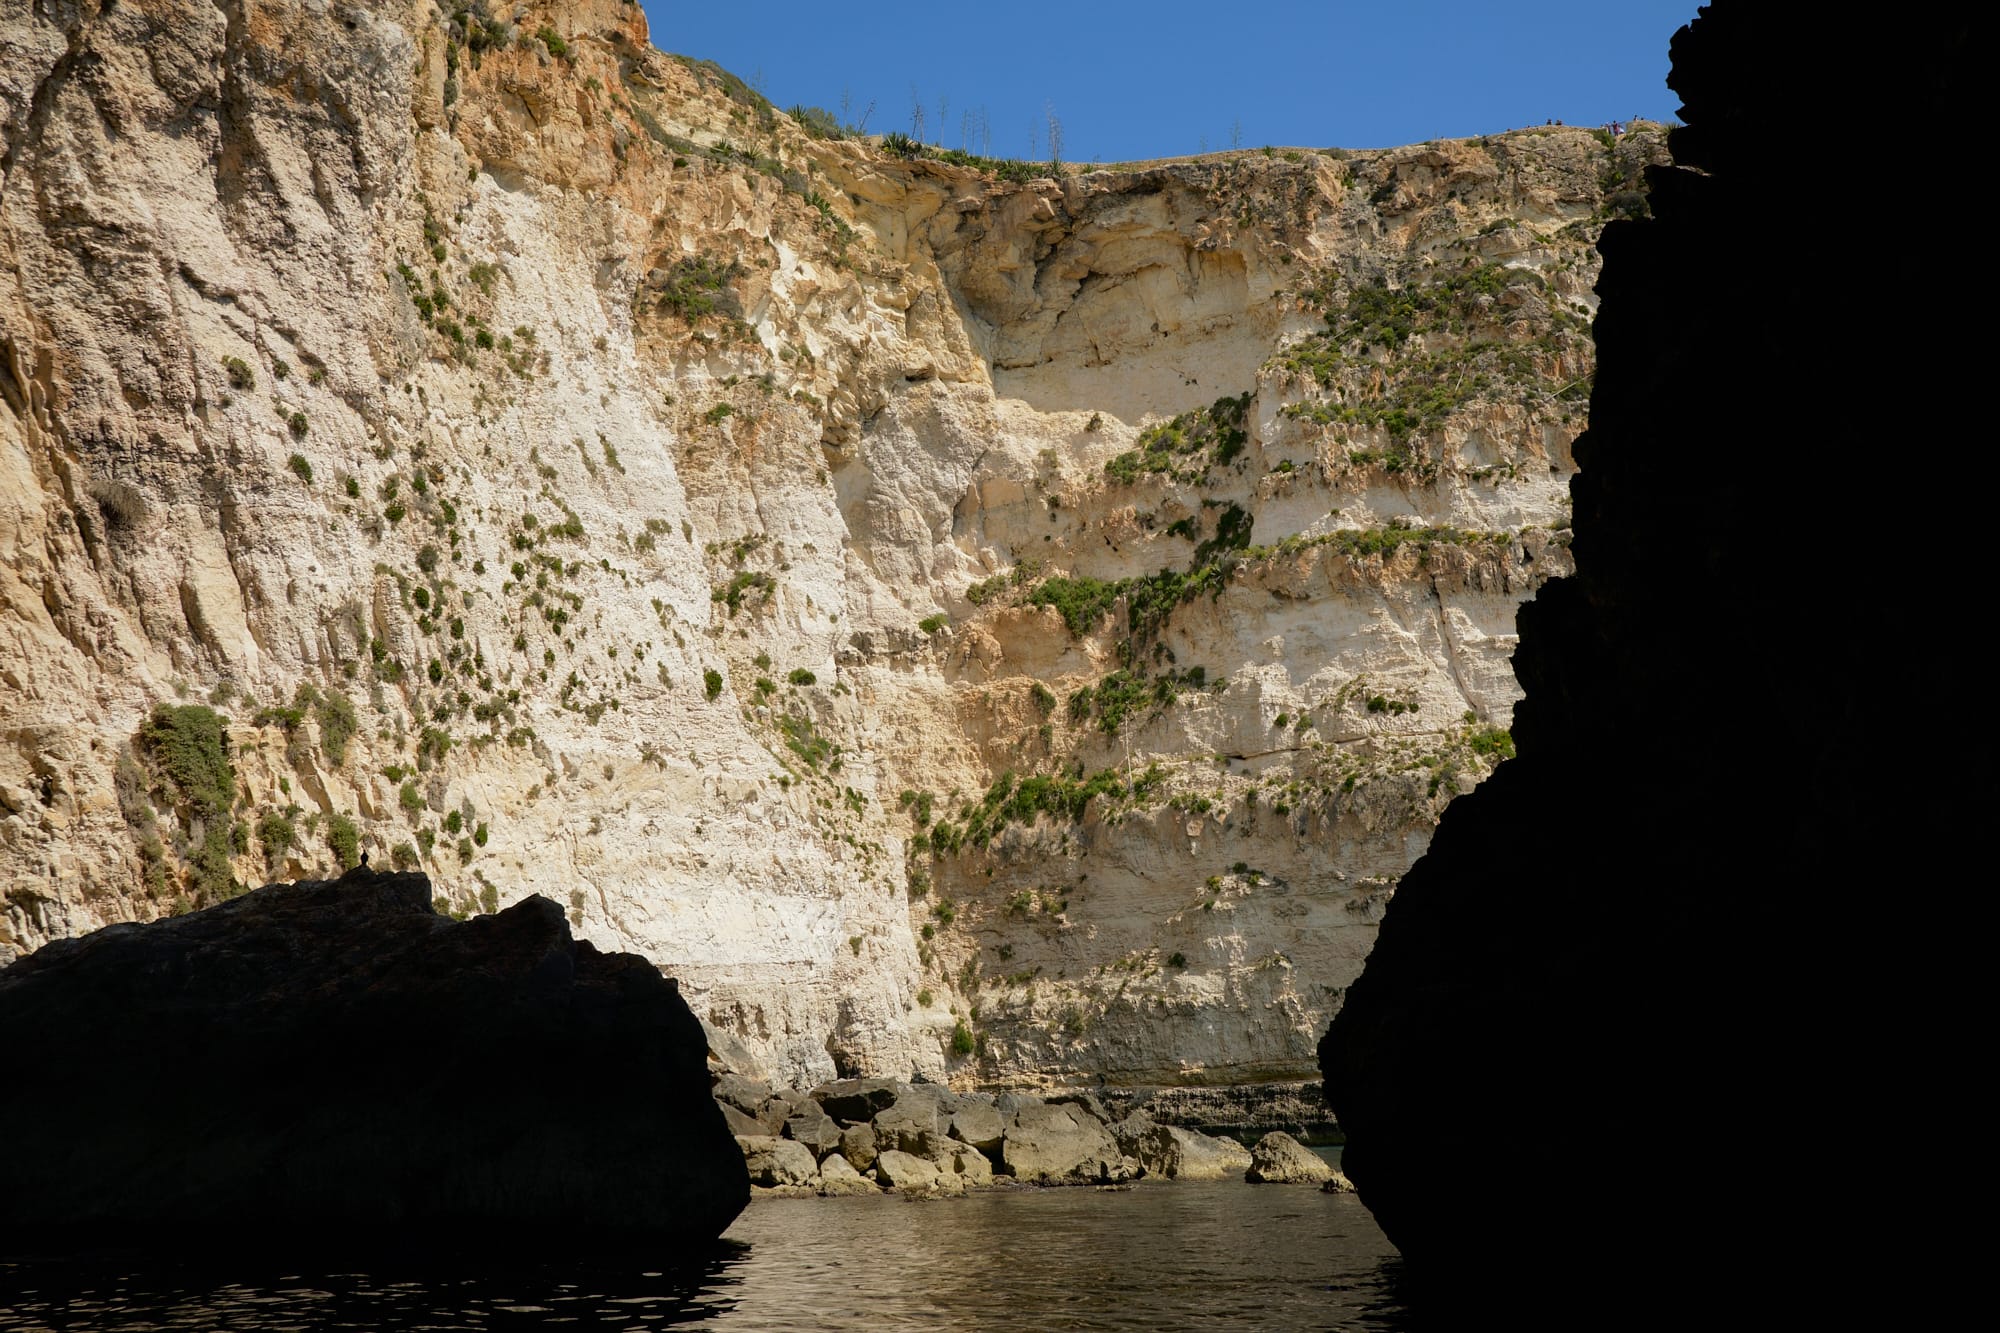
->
[2,0,1658,1088]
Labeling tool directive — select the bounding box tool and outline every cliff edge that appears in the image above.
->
[0,871,748,1258]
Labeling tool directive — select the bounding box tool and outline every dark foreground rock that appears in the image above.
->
[1319,0,1978,1305]
[0,872,747,1259]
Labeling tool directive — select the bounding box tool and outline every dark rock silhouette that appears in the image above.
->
[0,873,747,1259]
[1321,0,1976,1304]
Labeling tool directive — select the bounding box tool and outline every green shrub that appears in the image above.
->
[778,712,838,769]
[712,570,774,615]
[288,412,308,440]
[1027,576,1121,636]
[535,25,568,58]
[787,668,817,686]
[314,689,358,765]
[325,813,360,871]
[1168,951,1188,968]
[287,453,312,483]
[1103,392,1251,484]
[655,255,744,323]
[916,988,934,1007]
[137,705,234,822]
[950,1020,975,1056]
[222,356,255,390]
[918,613,947,635]
[257,810,295,864]
[391,841,419,870]
[1467,726,1516,761]
[703,668,724,700]
[399,780,423,813]
[1030,682,1056,715]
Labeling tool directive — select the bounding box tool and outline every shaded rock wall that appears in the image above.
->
[0,872,747,1257]
[1320,0,1978,1300]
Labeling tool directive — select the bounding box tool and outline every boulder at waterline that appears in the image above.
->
[1245,1132,1335,1184]
[949,1143,995,1187]
[999,1102,1140,1185]
[816,1153,881,1197]
[1115,1115,1255,1181]
[0,872,747,1257]
[876,1149,957,1194]
[738,1136,819,1188]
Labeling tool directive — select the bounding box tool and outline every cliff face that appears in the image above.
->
[0,0,1657,1087]
[1319,0,1978,1297]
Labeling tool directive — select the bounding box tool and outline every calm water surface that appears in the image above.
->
[0,1173,1409,1330]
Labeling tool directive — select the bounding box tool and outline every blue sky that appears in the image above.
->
[638,1,1701,162]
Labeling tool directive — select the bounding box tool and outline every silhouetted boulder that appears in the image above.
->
[1319,0,1977,1302]
[0,873,747,1259]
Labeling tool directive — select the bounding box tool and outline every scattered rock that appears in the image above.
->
[875,1095,949,1160]
[949,1101,1006,1152]
[840,1121,879,1172]
[712,1073,773,1118]
[737,1135,820,1188]
[1245,1131,1334,1184]
[716,1101,768,1138]
[1047,1089,1112,1124]
[813,1077,901,1123]
[949,1143,994,1187]
[816,1153,881,1197]
[1117,1118,1254,1181]
[874,1149,948,1194]
[784,1109,844,1159]
[1000,1102,1138,1185]
[1321,1172,1356,1194]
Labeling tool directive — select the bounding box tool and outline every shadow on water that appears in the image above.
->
[0,1245,754,1331]
[1,1185,1419,1331]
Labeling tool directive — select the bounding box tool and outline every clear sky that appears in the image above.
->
[637,1,1701,163]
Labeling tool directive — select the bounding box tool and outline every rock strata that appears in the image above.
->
[0,871,747,1258]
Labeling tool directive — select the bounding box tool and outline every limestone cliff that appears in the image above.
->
[0,0,1659,1087]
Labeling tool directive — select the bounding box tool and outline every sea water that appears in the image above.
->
[0,1158,1408,1330]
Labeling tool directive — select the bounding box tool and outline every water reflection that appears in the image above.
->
[0,1182,1410,1330]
